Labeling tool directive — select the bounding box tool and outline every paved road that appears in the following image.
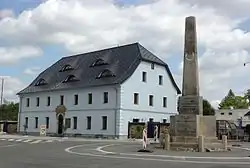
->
[0,139,249,168]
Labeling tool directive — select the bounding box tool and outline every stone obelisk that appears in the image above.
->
[170,16,217,148]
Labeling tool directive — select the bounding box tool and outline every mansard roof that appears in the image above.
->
[18,42,181,95]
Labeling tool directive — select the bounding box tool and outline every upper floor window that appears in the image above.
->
[96,69,115,79]
[149,95,153,106]
[229,112,232,115]
[60,64,73,72]
[60,95,64,105]
[91,58,108,67]
[151,63,155,69]
[134,93,139,105]
[163,97,167,107]
[47,96,51,106]
[35,117,38,128]
[142,72,147,82]
[74,94,78,105]
[88,93,92,104]
[35,78,47,86]
[63,75,79,83]
[36,97,40,107]
[159,75,163,85]
[103,92,109,104]
[26,98,30,107]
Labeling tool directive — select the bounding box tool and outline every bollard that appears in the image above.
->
[222,135,228,151]
[198,135,204,152]
[164,133,170,150]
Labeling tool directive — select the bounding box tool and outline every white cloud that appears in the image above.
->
[0,46,42,65]
[0,9,14,19]
[0,0,250,108]
[24,67,41,75]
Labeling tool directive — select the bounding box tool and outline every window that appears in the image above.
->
[35,117,38,128]
[47,96,51,106]
[60,64,73,72]
[73,117,77,129]
[163,119,167,123]
[26,98,30,107]
[25,117,28,128]
[159,75,163,85]
[142,72,147,82]
[96,69,115,79]
[134,93,139,104]
[74,94,78,105]
[151,63,155,69]
[103,92,108,104]
[149,118,154,122]
[60,95,64,105]
[63,75,78,83]
[221,113,224,115]
[35,78,47,86]
[36,97,40,107]
[87,116,91,130]
[102,116,107,130]
[88,93,92,104]
[149,95,153,106]
[229,112,232,115]
[133,118,139,123]
[46,117,49,129]
[91,59,108,67]
[65,118,71,129]
[163,97,167,107]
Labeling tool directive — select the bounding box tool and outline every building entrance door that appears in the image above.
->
[57,114,64,135]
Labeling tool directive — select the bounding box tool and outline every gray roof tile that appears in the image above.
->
[18,42,181,95]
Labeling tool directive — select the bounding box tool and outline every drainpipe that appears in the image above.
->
[18,95,22,133]
[114,86,119,139]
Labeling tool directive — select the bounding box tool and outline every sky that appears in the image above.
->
[0,0,250,108]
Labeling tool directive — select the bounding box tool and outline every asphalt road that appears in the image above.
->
[0,139,249,168]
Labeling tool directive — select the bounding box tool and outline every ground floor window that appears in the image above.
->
[35,117,38,128]
[73,116,77,129]
[102,116,107,130]
[25,117,28,129]
[46,117,49,129]
[87,116,91,130]
[65,118,71,129]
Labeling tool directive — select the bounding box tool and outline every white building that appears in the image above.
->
[215,109,250,128]
[17,43,181,139]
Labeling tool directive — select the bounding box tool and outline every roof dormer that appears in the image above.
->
[90,58,108,67]
[60,64,74,72]
[62,75,79,83]
[35,78,47,86]
[96,69,115,79]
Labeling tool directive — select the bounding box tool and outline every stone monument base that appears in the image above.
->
[169,114,226,152]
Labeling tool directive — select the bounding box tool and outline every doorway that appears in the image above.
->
[57,114,64,135]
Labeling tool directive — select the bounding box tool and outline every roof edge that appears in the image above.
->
[164,65,181,94]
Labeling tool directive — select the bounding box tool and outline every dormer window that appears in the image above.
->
[60,64,73,72]
[96,69,115,79]
[35,78,47,86]
[91,59,108,67]
[63,75,79,83]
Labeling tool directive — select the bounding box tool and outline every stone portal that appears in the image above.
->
[55,105,67,135]
[170,16,220,151]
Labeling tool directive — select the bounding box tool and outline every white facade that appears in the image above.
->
[215,109,250,127]
[18,61,179,138]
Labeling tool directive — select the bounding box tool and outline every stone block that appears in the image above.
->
[179,95,203,115]
[198,135,204,152]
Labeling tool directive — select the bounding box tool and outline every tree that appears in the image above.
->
[218,89,249,109]
[203,99,215,116]
[0,102,19,121]
[177,98,215,115]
